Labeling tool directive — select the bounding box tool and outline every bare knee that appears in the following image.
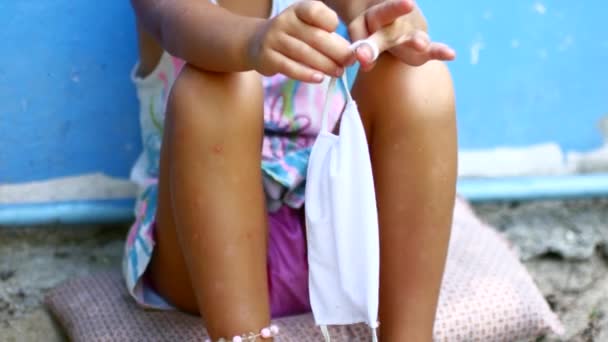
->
[354,57,456,131]
[166,65,264,140]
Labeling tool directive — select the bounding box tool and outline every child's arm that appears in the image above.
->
[131,0,354,82]
[131,0,262,73]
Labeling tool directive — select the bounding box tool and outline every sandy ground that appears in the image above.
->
[0,199,607,341]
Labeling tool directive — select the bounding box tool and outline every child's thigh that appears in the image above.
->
[148,66,266,313]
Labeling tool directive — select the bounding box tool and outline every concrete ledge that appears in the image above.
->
[0,200,134,226]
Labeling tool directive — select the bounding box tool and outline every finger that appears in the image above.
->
[294,0,339,32]
[348,0,413,42]
[356,47,377,72]
[365,0,415,32]
[354,43,377,70]
[268,51,325,83]
[348,14,370,43]
[372,22,411,52]
[428,42,456,61]
[356,24,407,66]
[402,30,431,52]
[352,40,381,71]
[290,25,356,67]
[277,33,344,77]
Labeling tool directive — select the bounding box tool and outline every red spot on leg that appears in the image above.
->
[212,144,223,154]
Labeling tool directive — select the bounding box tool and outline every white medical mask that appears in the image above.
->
[305,40,380,342]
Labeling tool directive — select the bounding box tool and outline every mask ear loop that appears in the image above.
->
[370,321,380,342]
[321,325,332,342]
[319,77,338,133]
[319,38,378,133]
[350,39,380,62]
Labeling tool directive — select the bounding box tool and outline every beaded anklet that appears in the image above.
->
[205,324,280,342]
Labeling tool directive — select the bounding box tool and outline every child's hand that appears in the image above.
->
[248,1,355,83]
[348,0,456,71]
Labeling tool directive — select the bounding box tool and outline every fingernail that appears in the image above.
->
[335,67,344,76]
[312,73,324,82]
[356,47,371,61]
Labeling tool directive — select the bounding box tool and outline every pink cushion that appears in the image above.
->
[45,199,563,341]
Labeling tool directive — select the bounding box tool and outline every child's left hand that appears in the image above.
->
[347,0,456,71]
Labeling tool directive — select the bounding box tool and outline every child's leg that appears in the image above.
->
[352,57,457,341]
[149,65,272,339]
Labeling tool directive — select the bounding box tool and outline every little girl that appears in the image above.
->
[124,0,457,340]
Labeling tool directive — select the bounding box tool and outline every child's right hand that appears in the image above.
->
[247,1,355,83]
[348,0,456,71]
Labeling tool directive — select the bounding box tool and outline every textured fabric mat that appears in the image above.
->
[45,199,563,341]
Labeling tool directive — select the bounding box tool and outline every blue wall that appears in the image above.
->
[0,1,141,183]
[1,1,608,224]
[3,0,607,184]
[425,0,608,150]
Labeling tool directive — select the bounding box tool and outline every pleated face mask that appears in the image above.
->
[305,39,380,341]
